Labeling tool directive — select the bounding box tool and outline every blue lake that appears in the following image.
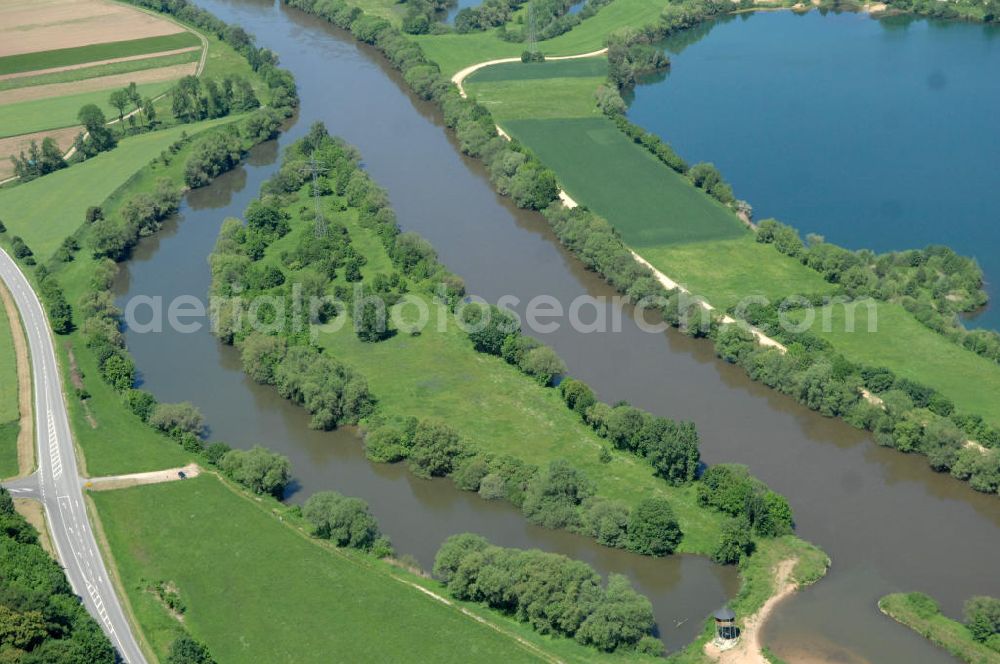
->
[627,10,1000,328]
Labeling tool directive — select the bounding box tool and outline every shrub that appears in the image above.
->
[149,402,205,438]
[219,446,291,497]
[626,497,682,556]
[303,490,381,549]
[522,459,593,529]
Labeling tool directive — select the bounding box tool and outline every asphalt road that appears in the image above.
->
[0,248,147,664]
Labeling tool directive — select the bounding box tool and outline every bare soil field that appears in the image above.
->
[0,0,184,57]
[0,126,80,180]
[0,62,197,106]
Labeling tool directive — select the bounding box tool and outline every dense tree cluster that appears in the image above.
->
[756,220,987,319]
[91,177,181,259]
[170,75,260,124]
[74,104,118,158]
[9,138,66,182]
[219,445,292,497]
[37,267,73,334]
[0,489,116,662]
[165,636,216,664]
[964,596,1000,650]
[459,304,566,385]
[559,378,701,485]
[697,464,794,538]
[303,490,385,551]
[433,534,661,654]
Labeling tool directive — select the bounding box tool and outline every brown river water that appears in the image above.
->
[113,1,999,660]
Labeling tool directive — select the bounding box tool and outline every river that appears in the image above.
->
[627,9,1000,329]
[116,1,1000,661]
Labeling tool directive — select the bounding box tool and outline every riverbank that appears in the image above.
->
[207,123,829,658]
[879,593,1000,664]
[458,41,1000,493]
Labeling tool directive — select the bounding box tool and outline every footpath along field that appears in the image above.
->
[463,54,1000,428]
[0,0,204,177]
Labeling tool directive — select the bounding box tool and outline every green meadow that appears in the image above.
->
[0,301,19,478]
[415,0,673,76]
[638,237,836,309]
[0,118,234,260]
[0,81,177,138]
[793,301,1000,427]
[0,32,201,76]
[91,475,564,664]
[0,50,200,93]
[263,188,720,554]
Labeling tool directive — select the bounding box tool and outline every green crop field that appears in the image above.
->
[0,50,201,93]
[792,301,1000,428]
[0,118,234,261]
[0,301,19,478]
[91,475,558,664]
[0,81,177,139]
[415,0,672,76]
[467,58,609,83]
[0,32,201,77]
[503,116,745,246]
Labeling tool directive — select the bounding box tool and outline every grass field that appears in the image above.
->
[259,192,725,554]
[467,60,608,120]
[0,32,201,77]
[91,474,612,664]
[415,0,673,76]
[879,593,999,664]
[0,301,20,478]
[0,118,234,261]
[0,81,176,138]
[792,301,1000,428]
[0,50,201,93]
[639,237,836,309]
[504,116,745,246]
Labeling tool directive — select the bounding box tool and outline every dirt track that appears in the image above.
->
[705,559,798,664]
[84,463,201,491]
[0,0,184,57]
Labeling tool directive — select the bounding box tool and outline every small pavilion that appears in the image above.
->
[712,606,739,649]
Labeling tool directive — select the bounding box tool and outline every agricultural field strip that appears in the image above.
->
[0,49,201,90]
[0,32,201,77]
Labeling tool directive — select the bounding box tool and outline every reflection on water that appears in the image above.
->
[115,0,1000,660]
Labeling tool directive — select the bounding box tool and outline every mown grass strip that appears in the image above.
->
[0,50,200,93]
[0,32,201,76]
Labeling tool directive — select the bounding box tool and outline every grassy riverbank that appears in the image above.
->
[93,473,620,663]
[879,593,1000,664]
